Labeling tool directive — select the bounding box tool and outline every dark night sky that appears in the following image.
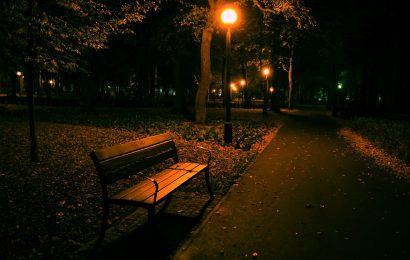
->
[299,0,408,82]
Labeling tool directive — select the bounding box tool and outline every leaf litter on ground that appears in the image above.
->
[0,105,284,259]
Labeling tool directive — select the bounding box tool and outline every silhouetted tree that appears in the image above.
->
[178,0,315,122]
[0,0,160,162]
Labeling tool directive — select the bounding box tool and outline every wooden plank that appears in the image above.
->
[100,141,176,172]
[122,169,200,205]
[143,163,207,194]
[169,162,206,172]
[111,168,178,201]
[94,132,173,161]
[91,132,211,209]
[114,168,191,202]
[111,164,207,205]
[145,170,201,204]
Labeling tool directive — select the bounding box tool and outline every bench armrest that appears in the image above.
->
[136,172,159,204]
[177,144,212,166]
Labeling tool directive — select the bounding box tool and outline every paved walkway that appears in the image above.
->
[173,109,410,259]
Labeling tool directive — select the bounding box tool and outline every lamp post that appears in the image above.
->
[240,79,245,106]
[16,71,23,96]
[262,67,270,115]
[240,79,245,86]
[221,8,237,144]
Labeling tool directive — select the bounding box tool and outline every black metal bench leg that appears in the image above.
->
[147,206,158,241]
[97,203,109,245]
[148,206,156,228]
[204,168,215,199]
[90,202,109,257]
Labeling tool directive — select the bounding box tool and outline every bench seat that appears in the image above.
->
[89,132,214,249]
[110,162,208,205]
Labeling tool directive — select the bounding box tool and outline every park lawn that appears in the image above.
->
[0,105,282,259]
[3,105,408,259]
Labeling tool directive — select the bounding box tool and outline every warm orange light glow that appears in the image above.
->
[263,68,270,77]
[270,87,274,93]
[240,79,246,86]
[230,83,237,91]
[221,8,237,25]
[16,71,22,76]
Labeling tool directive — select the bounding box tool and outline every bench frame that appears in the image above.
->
[89,132,214,246]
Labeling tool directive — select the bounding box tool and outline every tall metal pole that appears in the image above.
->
[224,27,232,144]
[263,76,269,115]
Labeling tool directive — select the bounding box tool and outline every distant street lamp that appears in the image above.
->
[221,8,238,144]
[240,79,246,106]
[230,83,237,92]
[16,71,24,95]
[262,67,270,115]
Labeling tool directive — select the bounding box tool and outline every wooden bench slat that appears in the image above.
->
[95,133,172,161]
[100,141,176,173]
[110,163,207,201]
[146,170,201,204]
[126,162,204,193]
[111,163,207,205]
[169,162,206,172]
[112,168,180,201]
[102,149,177,185]
[139,169,201,204]
[90,132,213,247]
[137,163,207,194]
[111,169,190,203]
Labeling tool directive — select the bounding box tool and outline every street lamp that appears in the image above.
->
[16,71,24,95]
[239,79,246,107]
[262,67,270,115]
[221,7,238,144]
[230,83,237,92]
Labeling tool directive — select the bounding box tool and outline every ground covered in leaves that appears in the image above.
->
[0,105,283,260]
[338,117,410,180]
[2,106,409,259]
[339,128,410,179]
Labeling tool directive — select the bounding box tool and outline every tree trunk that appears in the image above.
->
[288,48,294,111]
[195,27,213,123]
[26,61,38,162]
[241,60,251,108]
[27,0,38,162]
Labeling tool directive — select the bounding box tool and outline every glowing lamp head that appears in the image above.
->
[221,8,237,25]
[263,68,270,77]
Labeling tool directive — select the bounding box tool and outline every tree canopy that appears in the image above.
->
[0,0,161,74]
[176,0,315,122]
[0,0,161,162]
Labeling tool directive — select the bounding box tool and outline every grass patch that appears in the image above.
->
[0,105,283,259]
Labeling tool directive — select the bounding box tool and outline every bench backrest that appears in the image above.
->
[90,132,178,185]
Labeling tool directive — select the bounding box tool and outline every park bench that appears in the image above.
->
[89,132,214,246]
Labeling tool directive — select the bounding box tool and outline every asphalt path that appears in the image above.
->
[173,109,410,259]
